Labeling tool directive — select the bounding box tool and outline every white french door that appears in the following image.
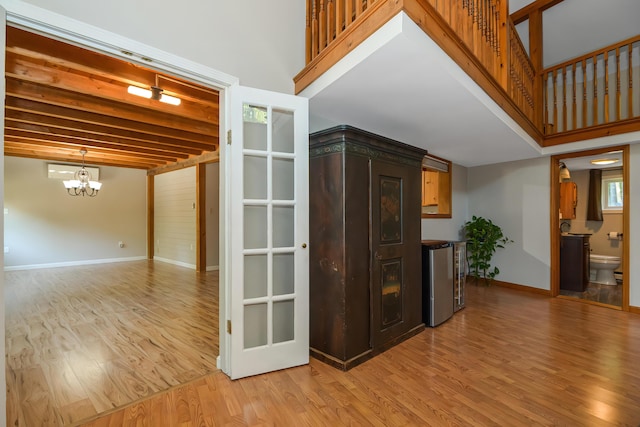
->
[226,85,309,379]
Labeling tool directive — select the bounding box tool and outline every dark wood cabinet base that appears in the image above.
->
[310,323,425,371]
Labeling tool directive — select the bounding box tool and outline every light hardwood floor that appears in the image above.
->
[7,265,640,427]
[5,260,219,426]
[80,282,640,426]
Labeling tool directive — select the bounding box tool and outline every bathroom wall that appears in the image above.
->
[564,168,624,271]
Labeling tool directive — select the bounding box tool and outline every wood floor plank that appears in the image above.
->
[9,262,640,426]
[5,260,219,426]
[83,283,640,427]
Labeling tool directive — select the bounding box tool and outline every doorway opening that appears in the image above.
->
[3,23,225,425]
[550,146,630,310]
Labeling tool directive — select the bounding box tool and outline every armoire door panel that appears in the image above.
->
[370,161,422,349]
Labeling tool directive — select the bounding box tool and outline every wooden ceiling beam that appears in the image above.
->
[511,0,565,25]
[5,135,180,164]
[5,126,198,159]
[5,58,219,126]
[4,26,220,170]
[6,27,220,105]
[6,97,216,145]
[5,122,204,157]
[5,107,217,150]
[5,77,218,135]
[4,146,159,169]
[147,151,220,176]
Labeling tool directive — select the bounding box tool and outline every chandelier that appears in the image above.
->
[63,149,103,197]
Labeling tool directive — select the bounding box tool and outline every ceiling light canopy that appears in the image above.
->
[590,158,619,166]
[127,84,181,106]
[63,149,102,197]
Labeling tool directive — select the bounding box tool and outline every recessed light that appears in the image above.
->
[590,158,618,165]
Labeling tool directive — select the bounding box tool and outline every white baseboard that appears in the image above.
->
[4,256,148,271]
[153,256,196,270]
[206,265,219,271]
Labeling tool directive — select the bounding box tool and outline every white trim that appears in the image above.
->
[4,256,148,271]
[153,256,196,270]
[206,265,220,272]
[0,0,239,90]
[541,131,640,156]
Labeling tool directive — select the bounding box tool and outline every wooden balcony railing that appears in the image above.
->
[300,1,639,145]
[542,35,640,137]
[508,19,535,125]
[307,0,372,63]
[300,0,540,139]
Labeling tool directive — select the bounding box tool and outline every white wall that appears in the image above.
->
[421,163,469,241]
[21,0,306,94]
[4,157,147,268]
[467,157,551,289]
[154,167,197,267]
[630,144,640,307]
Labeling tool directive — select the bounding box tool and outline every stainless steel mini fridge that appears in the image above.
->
[421,240,454,327]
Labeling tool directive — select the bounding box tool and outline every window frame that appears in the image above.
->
[601,173,623,213]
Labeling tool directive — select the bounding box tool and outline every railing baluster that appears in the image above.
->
[628,43,633,119]
[306,0,312,63]
[604,51,609,123]
[544,73,550,133]
[615,47,621,121]
[346,0,353,26]
[553,69,558,130]
[311,0,318,60]
[593,55,598,126]
[319,1,326,51]
[327,0,335,44]
[572,63,577,131]
[335,0,344,37]
[582,59,587,128]
[562,67,567,132]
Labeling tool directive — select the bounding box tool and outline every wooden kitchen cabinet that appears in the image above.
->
[422,170,439,206]
[559,182,577,219]
[309,125,426,370]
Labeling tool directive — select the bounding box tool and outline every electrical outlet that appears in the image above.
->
[118,241,124,248]
[4,247,9,253]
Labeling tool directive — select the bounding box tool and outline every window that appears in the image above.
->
[602,175,623,211]
[421,155,452,218]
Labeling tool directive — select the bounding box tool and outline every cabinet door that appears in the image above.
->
[422,170,439,206]
[370,160,422,348]
[559,182,577,219]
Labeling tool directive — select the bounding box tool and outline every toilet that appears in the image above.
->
[590,254,621,286]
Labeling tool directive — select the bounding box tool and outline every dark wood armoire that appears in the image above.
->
[309,125,427,370]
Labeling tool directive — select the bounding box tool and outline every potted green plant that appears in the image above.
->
[463,215,512,285]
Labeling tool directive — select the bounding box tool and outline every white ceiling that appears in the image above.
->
[303,1,640,168]
[562,150,623,172]
[303,13,542,168]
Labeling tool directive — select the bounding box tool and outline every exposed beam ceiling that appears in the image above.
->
[5,27,220,170]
